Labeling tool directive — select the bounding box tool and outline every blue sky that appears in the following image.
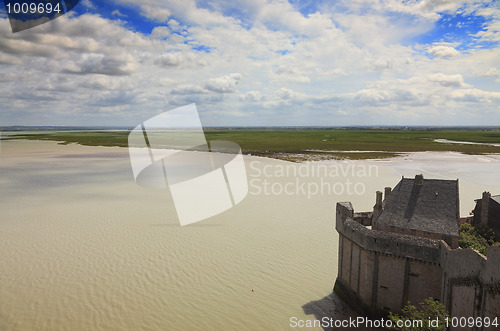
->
[0,0,499,126]
[415,12,490,49]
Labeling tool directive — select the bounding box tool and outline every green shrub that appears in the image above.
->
[458,223,498,256]
[388,298,449,331]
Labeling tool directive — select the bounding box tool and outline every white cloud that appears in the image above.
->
[65,53,137,76]
[428,45,461,58]
[0,53,22,64]
[0,1,499,126]
[151,26,170,39]
[111,10,127,18]
[450,89,500,103]
[81,0,95,10]
[275,87,300,100]
[78,76,135,90]
[473,5,500,42]
[155,53,186,67]
[205,73,242,93]
[140,5,171,23]
[170,74,242,95]
[366,59,393,72]
[240,91,263,102]
[340,0,480,20]
[154,52,206,68]
[170,84,209,95]
[428,73,469,87]
[115,0,236,27]
[478,67,500,77]
[273,66,311,83]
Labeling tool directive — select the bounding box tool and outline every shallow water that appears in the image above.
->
[0,141,499,331]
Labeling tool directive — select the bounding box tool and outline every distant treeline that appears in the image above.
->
[1,126,500,131]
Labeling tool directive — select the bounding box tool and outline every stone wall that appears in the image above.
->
[374,222,458,249]
[335,202,500,329]
[441,244,500,322]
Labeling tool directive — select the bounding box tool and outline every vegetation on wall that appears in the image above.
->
[388,298,449,331]
[458,223,499,256]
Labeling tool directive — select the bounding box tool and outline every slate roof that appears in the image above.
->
[376,176,459,237]
[491,195,500,205]
[338,201,353,210]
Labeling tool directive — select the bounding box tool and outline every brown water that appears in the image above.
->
[0,141,498,331]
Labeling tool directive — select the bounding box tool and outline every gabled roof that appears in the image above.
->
[376,176,459,237]
[491,195,500,205]
[338,201,353,210]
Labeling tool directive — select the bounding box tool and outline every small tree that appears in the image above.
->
[459,223,499,255]
[388,298,449,331]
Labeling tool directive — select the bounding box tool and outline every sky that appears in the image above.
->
[0,0,499,127]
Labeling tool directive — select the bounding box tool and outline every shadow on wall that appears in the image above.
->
[302,291,381,331]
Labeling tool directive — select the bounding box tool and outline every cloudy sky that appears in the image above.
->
[0,0,499,126]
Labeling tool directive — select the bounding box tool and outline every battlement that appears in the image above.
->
[335,200,500,323]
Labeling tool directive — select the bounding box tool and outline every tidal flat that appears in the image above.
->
[5,129,500,161]
[0,139,499,330]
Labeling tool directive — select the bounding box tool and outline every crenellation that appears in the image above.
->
[334,176,500,325]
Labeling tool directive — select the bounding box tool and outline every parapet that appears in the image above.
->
[353,212,373,226]
[335,199,500,318]
[336,202,442,262]
[345,217,440,262]
[441,243,500,285]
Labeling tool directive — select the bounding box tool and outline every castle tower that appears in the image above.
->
[384,187,392,201]
[481,191,491,226]
[373,191,383,220]
[414,174,423,186]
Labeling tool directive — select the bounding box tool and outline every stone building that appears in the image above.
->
[372,174,459,249]
[472,192,500,237]
[334,175,500,326]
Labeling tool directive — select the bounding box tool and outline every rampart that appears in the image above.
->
[334,202,500,328]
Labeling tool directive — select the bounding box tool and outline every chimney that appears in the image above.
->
[414,174,424,185]
[384,187,392,200]
[373,191,383,219]
[481,191,491,226]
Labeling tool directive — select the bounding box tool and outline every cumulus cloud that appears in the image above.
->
[171,84,209,95]
[171,74,242,95]
[78,76,135,90]
[140,5,171,23]
[115,0,235,27]
[428,73,469,87]
[88,91,138,107]
[154,51,207,68]
[151,26,170,39]
[428,45,461,58]
[270,87,346,107]
[0,0,499,126]
[275,87,301,100]
[366,59,393,71]
[354,88,422,105]
[450,89,500,103]
[477,67,500,77]
[273,66,311,83]
[63,53,137,76]
[240,91,263,102]
[155,53,185,67]
[205,73,242,93]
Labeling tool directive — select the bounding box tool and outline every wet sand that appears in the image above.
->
[0,140,498,330]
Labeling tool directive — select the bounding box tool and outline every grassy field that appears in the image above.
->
[4,129,500,161]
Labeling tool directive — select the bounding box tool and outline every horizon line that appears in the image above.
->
[1,125,500,131]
